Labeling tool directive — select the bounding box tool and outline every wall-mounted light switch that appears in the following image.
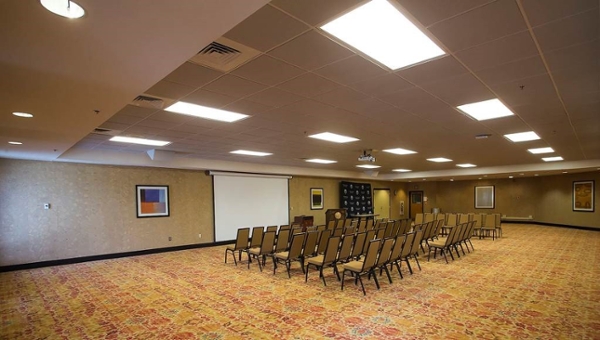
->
[44,203,51,210]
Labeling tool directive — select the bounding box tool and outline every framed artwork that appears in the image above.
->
[400,201,405,216]
[310,188,324,210]
[573,180,594,212]
[475,185,495,209]
[136,185,170,218]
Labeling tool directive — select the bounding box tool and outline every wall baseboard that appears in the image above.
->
[0,240,234,273]
[502,220,600,231]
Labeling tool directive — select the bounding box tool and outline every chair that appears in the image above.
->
[398,218,410,235]
[393,232,415,279]
[428,225,460,264]
[248,231,276,271]
[383,222,394,238]
[362,229,377,256]
[375,227,385,240]
[391,220,401,237]
[366,218,375,230]
[225,227,250,265]
[458,213,469,225]
[374,237,395,284]
[358,220,367,233]
[273,229,290,254]
[414,213,424,225]
[341,239,382,295]
[316,229,331,255]
[305,236,341,286]
[406,229,424,273]
[279,225,291,231]
[300,231,320,269]
[266,225,278,233]
[344,225,356,235]
[350,232,367,260]
[316,225,326,232]
[481,214,497,240]
[326,220,335,230]
[332,227,344,237]
[241,226,263,260]
[336,233,355,264]
[424,213,434,223]
[494,213,503,238]
[273,232,305,277]
[383,234,404,283]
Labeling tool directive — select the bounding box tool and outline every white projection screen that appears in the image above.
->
[213,172,290,242]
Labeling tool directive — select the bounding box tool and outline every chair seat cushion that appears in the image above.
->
[429,239,447,247]
[343,260,364,272]
[275,251,289,259]
[248,247,261,255]
[306,255,324,265]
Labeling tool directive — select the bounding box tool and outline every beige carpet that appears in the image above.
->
[1,223,599,339]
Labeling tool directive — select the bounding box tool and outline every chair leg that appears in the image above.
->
[394,262,403,279]
[320,267,327,286]
[286,261,291,278]
[371,269,380,289]
[468,239,474,250]
[405,259,413,275]
[358,275,366,295]
[442,249,449,264]
[305,263,311,282]
[448,247,455,261]
[341,270,346,290]
[224,249,228,264]
[383,265,392,283]
[413,255,421,271]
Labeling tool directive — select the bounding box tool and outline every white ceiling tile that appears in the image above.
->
[475,55,547,86]
[182,89,237,108]
[421,73,494,106]
[202,75,267,98]
[246,88,305,108]
[349,73,413,97]
[313,55,387,85]
[397,0,495,27]
[271,0,364,26]
[231,55,304,85]
[491,74,558,107]
[277,72,341,97]
[222,99,273,116]
[145,80,195,100]
[534,9,598,52]
[396,56,468,86]
[164,62,223,88]
[544,40,599,73]
[521,0,598,27]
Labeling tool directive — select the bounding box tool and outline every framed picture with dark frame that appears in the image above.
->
[310,188,324,210]
[136,185,170,218]
[474,185,495,209]
[573,180,594,212]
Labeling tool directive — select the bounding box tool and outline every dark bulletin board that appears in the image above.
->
[340,181,373,216]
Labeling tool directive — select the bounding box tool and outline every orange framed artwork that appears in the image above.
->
[573,180,594,212]
[136,185,170,218]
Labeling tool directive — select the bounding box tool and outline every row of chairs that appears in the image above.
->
[415,213,502,240]
[428,221,477,263]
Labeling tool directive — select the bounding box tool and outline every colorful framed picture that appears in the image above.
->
[136,185,170,218]
[573,180,594,212]
[475,185,495,209]
[310,188,324,210]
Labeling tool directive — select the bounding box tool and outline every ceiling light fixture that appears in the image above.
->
[450,179,454,181]
[230,150,272,157]
[456,163,476,168]
[457,99,514,121]
[528,147,554,154]
[509,175,514,179]
[12,112,34,118]
[504,131,541,142]
[392,169,412,172]
[165,102,249,123]
[40,0,85,19]
[8,141,23,145]
[427,157,452,163]
[109,136,170,146]
[306,159,337,164]
[320,0,444,70]
[383,148,417,155]
[542,156,563,162]
[308,132,359,143]
[356,164,380,169]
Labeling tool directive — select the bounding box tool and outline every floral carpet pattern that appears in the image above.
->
[1,224,600,339]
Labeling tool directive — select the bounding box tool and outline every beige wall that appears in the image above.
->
[0,159,213,267]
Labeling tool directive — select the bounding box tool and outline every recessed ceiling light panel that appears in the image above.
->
[8,141,23,145]
[392,169,411,172]
[40,0,85,18]
[306,159,337,164]
[356,164,381,169]
[230,150,272,157]
[109,136,171,146]
[383,148,417,155]
[542,156,563,162]
[504,131,540,142]
[321,0,445,70]
[457,99,514,121]
[427,157,452,163]
[165,102,249,123]
[308,132,359,143]
[456,163,476,168]
[528,147,554,154]
[12,112,34,118]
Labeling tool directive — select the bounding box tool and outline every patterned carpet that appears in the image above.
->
[1,224,600,339]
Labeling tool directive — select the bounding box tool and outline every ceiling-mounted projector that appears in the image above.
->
[358,150,376,162]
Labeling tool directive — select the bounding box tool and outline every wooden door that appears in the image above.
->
[373,189,390,220]
[409,191,423,219]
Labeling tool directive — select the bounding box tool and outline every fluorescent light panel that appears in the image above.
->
[356,164,381,169]
[456,163,476,168]
[320,0,444,70]
[392,169,411,172]
[12,112,33,118]
[457,99,514,121]
[383,148,417,155]
[165,101,249,123]
[306,159,337,164]
[427,157,452,163]
[8,141,23,145]
[308,132,359,143]
[528,147,554,154]
[109,136,170,146]
[542,156,563,162]
[230,150,272,157]
[504,131,540,142]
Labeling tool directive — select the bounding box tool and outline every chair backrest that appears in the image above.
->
[424,213,434,223]
[259,231,277,254]
[472,214,484,228]
[376,238,395,266]
[389,234,404,262]
[366,218,375,230]
[494,213,501,228]
[391,220,401,237]
[410,229,424,255]
[344,219,352,227]
[362,239,382,270]
[432,219,443,238]
[363,229,377,254]
[436,213,446,221]
[445,225,461,246]
[316,225,326,232]
[446,213,458,227]
[344,225,356,235]
[323,236,341,264]
[302,231,320,257]
[274,229,290,252]
[234,227,250,250]
[401,232,416,258]
[266,225,278,233]
[384,222,394,238]
[279,225,291,231]
[316,229,331,254]
[458,214,469,224]
[399,219,410,235]
[351,232,367,258]
[250,227,264,248]
[414,213,424,225]
[358,220,367,233]
[375,227,385,240]
[287,233,305,259]
[333,227,344,237]
[484,214,496,228]
[326,220,336,230]
[337,234,354,262]
[291,226,304,236]
[375,221,386,230]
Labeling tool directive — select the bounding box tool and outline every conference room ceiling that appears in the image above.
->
[1,0,599,180]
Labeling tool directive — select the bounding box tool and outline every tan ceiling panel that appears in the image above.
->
[454,31,539,71]
[182,89,237,108]
[566,100,600,121]
[202,75,267,98]
[223,5,309,52]
[164,62,223,88]
[114,105,158,118]
[148,111,194,124]
[313,87,368,109]
[349,73,413,97]
[380,87,449,116]
[544,40,599,73]
[145,80,195,100]
[520,0,598,27]
[396,0,495,27]
[106,113,144,125]
[475,55,547,86]
[491,74,558,107]
[421,73,494,106]
[533,9,598,52]
[135,119,181,130]
[396,56,468,86]
[222,99,274,116]
[231,55,304,85]
[271,0,364,26]
[554,68,599,99]
[246,87,305,108]
[277,72,340,97]
[98,122,129,131]
[313,55,387,85]
[479,116,531,135]
[280,99,338,117]
[428,0,527,52]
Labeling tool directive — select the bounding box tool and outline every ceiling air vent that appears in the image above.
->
[92,128,121,136]
[189,37,260,72]
[131,95,167,109]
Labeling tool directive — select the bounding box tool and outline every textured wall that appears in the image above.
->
[0,159,213,266]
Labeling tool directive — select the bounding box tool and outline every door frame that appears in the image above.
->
[373,188,391,220]
[408,191,424,218]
